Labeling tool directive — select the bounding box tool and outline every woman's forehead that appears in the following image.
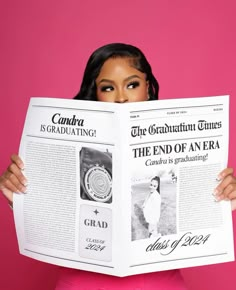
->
[97,57,144,80]
[151,179,158,184]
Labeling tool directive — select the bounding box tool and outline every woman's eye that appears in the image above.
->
[100,86,114,92]
[127,81,140,89]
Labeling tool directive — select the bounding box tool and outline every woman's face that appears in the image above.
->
[149,179,158,193]
[96,57,149,103]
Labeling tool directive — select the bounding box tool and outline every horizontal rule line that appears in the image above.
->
[130,252,228,267]
[26,135,114,146]
[25,248,114,268]
[130,135,223,146]
[32,105,114,114]
[130,103,223,114]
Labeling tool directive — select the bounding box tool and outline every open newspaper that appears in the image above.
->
[13,95,234,276]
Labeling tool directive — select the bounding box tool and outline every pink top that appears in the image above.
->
[55,268,187,290]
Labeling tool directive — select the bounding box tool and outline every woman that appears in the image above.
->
[143,176,162,238]
[1,43,236,290]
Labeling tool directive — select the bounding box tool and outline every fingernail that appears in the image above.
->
[214,196,221,202]
[17,191,26,195]
[216,174,222,181]
[21,186,27,193]
[213,189,219,196]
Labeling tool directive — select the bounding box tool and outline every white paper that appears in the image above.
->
[13,95,234,276]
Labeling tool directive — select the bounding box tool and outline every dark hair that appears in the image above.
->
[74,43,159,101]
[151,176,160,193]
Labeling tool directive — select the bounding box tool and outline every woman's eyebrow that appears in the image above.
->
[97,79,114,84]
[98,75,141,85]
[125,75,142,82]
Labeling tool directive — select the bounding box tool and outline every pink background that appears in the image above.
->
[0,1,235,289]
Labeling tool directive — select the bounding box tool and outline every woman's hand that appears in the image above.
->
[0,154,27,206]
[214,168,236,211]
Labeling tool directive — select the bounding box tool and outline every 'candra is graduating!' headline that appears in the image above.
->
[40,113,96,137]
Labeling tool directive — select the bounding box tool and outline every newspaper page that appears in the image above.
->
[125,95,234,275]
[13,95,234,277]
[14,97,125,276]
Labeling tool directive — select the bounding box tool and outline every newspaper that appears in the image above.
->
[13,95,234,277]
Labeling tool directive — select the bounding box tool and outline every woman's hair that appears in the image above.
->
[74,43,159,101]
[151,176,160,193]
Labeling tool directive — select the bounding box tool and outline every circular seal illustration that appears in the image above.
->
[84,164,112,202]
